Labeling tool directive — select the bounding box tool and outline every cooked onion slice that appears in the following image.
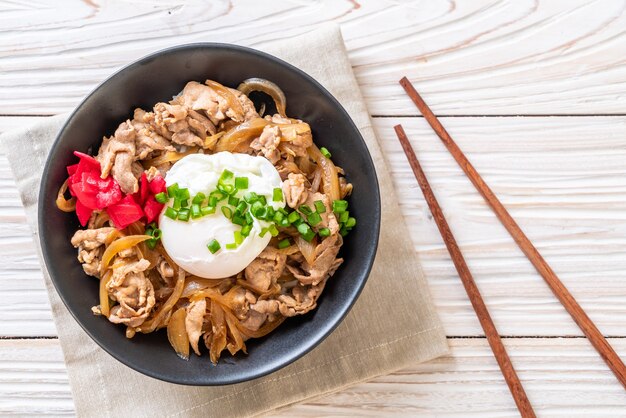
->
[56,179,76,212]
[308,144,340,201]
[143,147,199,168]
[215,118,269,152]
[237,78,287,117]
[99,270,113,317]
[205,79,245,117]
[167,307,190,360]
[100,234,151,277]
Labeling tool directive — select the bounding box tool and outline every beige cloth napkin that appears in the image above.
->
[0,25,448,417]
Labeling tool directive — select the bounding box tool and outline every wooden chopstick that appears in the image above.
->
[399,76,626,391]
[394,125,536,418]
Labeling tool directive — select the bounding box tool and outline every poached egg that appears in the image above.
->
[159,152,285,278]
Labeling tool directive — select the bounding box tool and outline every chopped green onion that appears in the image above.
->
[332,199,348,213]
[259,227,269,238]
[152,229,162,240]
[146,239,157,250]
[340,226,349,237]
[208,195,219,207]
[180,198,189,208]
[241,224,252,237]
[235,177,249,189]
[155,192,169,204]
[278,207,289,216]
[278,238,291,249]
[299,204,313,215]
[201,206,216,216]
[232,214,246,226]
[164,207,178,220]
[167,183,179,198]
[177,188,190,200]
[244,212,253,225]
[297,223,310,235]
[265,206,275,219]
[314,200,326,213]
[320,147,332,158]
[192,192,206,205]
[191,203,201,219]
[209,190,226,202]
[318,228,331,237]
[207,239,221,254]
[268,224,279,237]
[219,169,234,183]
[345,217,356,228]
[273,211,284,223]
[297,223,315,242]
[177,208,190,222]
[225,243,238,250]
[217,183,235,195]
[236,201,248,215]
[221,206,233,219]
[244,192,259,203]
[307,212,322,227]
[339,210,349,224]
[228,195,239,207]
[258,195,267,205]
[251,201,265,218]
[288,211,301,224]
[279,218,290,227]
[234,230,244,245]
[173,198,181,210]
[273,187,283,202]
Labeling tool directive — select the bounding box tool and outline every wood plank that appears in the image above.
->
[0,0,625,116]
[1,338,625,416]
[1,115,625,337]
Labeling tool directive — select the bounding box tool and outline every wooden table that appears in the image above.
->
[1,1,625,416]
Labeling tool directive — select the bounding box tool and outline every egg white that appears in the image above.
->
[159,152,285,279]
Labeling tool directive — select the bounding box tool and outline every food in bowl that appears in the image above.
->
[56,78,356,364]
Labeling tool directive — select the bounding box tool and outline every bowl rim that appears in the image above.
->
[38,42,381,385]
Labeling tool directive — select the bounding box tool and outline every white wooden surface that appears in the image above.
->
[1,0,625,416]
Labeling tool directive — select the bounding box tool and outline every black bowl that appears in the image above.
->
[38,44,380,385]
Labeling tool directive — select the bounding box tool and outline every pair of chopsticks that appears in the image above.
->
[395,77,626,417]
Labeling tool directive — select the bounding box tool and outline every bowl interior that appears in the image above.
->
[39,44,380,385]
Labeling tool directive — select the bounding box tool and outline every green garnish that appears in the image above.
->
[235,177,249,189]
[314,200,326,213]
[288,211,301,224]
[332,199,348,213]
[191,203,201,219]
[167,183,179,198]
[221,206,233,219]
[192,192,205,205]
[307,212,322,227]
[177,187,190,200]
[320,147,332,158]
[234,230,244,245]
[155,192,168,204]
[318,228,331,237]
[201,206,216,216]
[299,204,313,215]
[278,238,291,249]
[228,195,239,207]
[273,187,283,202]
[207,239,221,254]
[164,207,178,220]
[177,208,190,222]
